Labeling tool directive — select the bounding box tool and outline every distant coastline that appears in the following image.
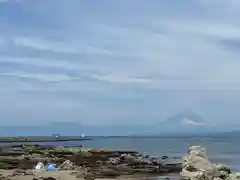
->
[0,130,237,140]
[0,137,91,143]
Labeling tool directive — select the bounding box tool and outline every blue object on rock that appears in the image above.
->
[47,164,57,171]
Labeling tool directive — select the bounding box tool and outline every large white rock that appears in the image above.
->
[188,146,203,152]
[188,146,207,159]
[183,155,214,172]
[213,178,223,180]
[181,146,215,180]
[180,169,205,180]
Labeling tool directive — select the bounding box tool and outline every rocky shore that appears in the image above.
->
[0,144,181,180]
[0,144,237,180]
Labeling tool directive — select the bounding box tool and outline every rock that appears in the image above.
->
[183,155,214,172]
[215,170,229,179]
[188,146,204,152]
[180,169,208,180]
[143,154,150,158]
[120,153,152,165]
[0,144,183,177]
[107,157,120,165]
[75,172,84,179]
[72,167,86,178]
[181,146,216,180]
[83,170,95,180]
[84,174,95,180]
[226,173,240,180]
[162,163,182,173]
[213,178,223,180]
[0,174,7,180]
[58,160,74,170]
[42,178,57,180]
[11,169,34,176]
[188,146,207,159]
[162,156,169,160]
[181,145,240,180]
[165,178,171,180]
[32,178,57,180]
[215,164,231,174]
[213,164,231,179]
[97,168,121,178]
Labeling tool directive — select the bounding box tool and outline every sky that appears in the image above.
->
[0,0,240,126]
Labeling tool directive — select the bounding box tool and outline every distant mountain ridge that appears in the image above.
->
[165,111,204,124]
[0,111,234,136]
[139,111,212,136]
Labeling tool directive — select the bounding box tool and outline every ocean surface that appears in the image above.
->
[83,137,240,172]
[3,136,240,172]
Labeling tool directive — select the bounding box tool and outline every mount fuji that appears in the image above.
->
[143,111,215,136]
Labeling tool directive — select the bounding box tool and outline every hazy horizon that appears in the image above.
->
[0,111,240,137]
[0,0,240,126]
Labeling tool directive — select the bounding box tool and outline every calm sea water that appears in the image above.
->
[81,137,240,172]
[7,137,240,172]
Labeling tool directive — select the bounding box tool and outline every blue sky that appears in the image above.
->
[0,0,240,125]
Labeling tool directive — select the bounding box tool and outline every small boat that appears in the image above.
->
[52,134,60,138]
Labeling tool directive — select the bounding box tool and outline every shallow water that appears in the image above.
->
[82,137,240,172]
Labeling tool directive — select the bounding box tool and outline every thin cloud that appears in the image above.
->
[13,36,114,55]
[181,118,205,126]
[92,74,155,84]
[0,72,78,83]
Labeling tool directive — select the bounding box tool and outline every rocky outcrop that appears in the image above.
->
[181,145,238,180]
[0,144,181,179]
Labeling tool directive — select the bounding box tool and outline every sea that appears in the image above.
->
[14,136,240,173]
[85,137,240,172]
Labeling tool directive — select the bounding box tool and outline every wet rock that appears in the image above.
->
[97,167,121,178]
[0,144,183,177]
[11,169,34,176]
[107,157,120,165]
[120,153,152,165]
[226,172,240,180]
[162,163,182,173]
[162,156,169,160]
[215,164,231,174]
[215,170,229,179]
[42,178,57,180]
[58,160,74,170]
[32,177,57,180]
[213,178,223,180]
[84,173,95,180]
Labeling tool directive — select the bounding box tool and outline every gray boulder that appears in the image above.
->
[225,173,240,180]
[215,164,231,174]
